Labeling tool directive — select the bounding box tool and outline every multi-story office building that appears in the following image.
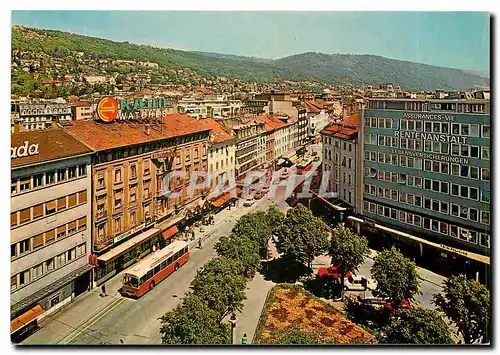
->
[71,101,94,121]
[232,121,266,182]
[12,102,72,131]
[64,114,212,284]
[360,97,490,255]
[321,112,361,209]
[11,130,93,336]
[177,95,242,119]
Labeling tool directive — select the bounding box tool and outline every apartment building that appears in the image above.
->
[320,112,361,209]
[11,130,93,337]
[177,95,242,119]
[12,102,72,131]
[232,121,266,182]
[360,97,490,255]
[303,101,331,138]
[202,119,236,190]
[64,114,211,284]
[71,101,94,121]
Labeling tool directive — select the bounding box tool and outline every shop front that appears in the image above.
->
[95,228,161,285]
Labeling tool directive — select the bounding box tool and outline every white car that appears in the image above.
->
[344,275,378,291]
[243,198,255,207]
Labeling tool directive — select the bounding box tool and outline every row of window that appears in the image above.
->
[11,190,87,227]
[364,117,394,129]
[210,156,234,171]
[368,101,487,114]
[362,201,490,248]
[365,151,399,166]
[363,184,490,225]
[449,164,490,181]
[322,136,354,152]
[11,164,87,195]
[450,144,489,160]
[400,120,490,138]
[11,217,87,260]
[11,243,87,292]
[364,168,490,203]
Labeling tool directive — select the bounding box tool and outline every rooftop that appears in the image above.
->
[197,118,234,143]
[11,128,93,168]
[320,111,360,140]
[63,113,211,152]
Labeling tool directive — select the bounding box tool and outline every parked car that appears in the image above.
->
[357,290,388,305]
[384,300,411,312]
[313,156,320,162]
[344,275,378,291]
[254,191,263,200]
[243,198,255,207]
[317,265,352,280]
[261,186,270,194]
[280,170,289,180]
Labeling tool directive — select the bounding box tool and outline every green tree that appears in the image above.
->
[265,204,285,235]
[370,246,420,306]
[382,307,454,344]
[433,274,490,344]
[232,211,273,256]
[274,203,329,267]
[215,234,261,277]
[159,294,230,345]
[190,257,247,316]
[328,223,369,298]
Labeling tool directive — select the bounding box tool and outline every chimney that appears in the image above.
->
[145,124,151,135]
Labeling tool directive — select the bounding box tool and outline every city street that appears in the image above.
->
[22,144,446,345]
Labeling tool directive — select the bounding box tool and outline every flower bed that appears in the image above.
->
[254,284,377,345]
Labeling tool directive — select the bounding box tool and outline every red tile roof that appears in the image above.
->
[256,114,288,131]
[198,118,234,143]
[320,112,360,140]
[63,113,211,152]
[302,101,323,113]
[11,128,93,168]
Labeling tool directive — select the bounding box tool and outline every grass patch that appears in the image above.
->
[254,284,377,345]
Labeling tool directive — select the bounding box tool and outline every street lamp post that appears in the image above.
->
[229,314,237,345]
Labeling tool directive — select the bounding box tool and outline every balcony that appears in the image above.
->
[143,191,153,200]
[113,206,123,215]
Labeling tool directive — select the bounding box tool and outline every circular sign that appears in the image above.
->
[97,96,119,123]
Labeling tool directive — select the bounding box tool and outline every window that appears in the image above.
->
[114,169,122,183]
[32,263,43,280]
[78,217,87,231]
[470,124,479,137]
[57,196,67,210]
[33,234,44,249]
[130,211,136,226]
[68,193,77,207]
[114,217,121,233]
[20,177,31,191]
[11,276,17,291]
[482,147,490,160]
[19,208,31,224]
[33,174,43,188]
[57,225,67,239]
[68,166,77,179]
[130,165,137,178]
[481,211,490,225]
[481,168,490,181]
[56,253,66,267]
[20,270,30,286]
[46,258,55,271]
[480,234,490,248]
[78,164,86,176]
[482,125,490,138]
[58,169,66,182]
[20,239,30,254]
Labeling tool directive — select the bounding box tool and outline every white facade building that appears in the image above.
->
[11,130,94,337]
[178,95,243,119]
[13,103,72,131]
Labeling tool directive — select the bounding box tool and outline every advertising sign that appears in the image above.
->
[96,96,170,123]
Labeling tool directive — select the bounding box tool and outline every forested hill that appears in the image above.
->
[11,26,489,91]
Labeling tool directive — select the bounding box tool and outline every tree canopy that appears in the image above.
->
[433,274,490,344]
[274,203,329,266]
[159,294,230,345]
[328,223,369,297]
[382,307,454,344]
[370,246,421,305]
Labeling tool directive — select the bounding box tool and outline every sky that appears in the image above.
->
[11,11,490,72]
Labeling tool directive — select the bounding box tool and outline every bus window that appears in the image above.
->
[154,265,161,274]
[146,270,154,280]
[160,261,167,269]
[167,256,173,265]
[130,277,139,288]
[140,275,147,284]
[184,246,188,254]
[174,251,180,260]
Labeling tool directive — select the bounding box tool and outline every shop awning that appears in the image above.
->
[98,228,160,263]
[162,226,179,240]
[289,155,298,164]
[11,305,44,334]
[347,216,490,265]
[213,192,232,208]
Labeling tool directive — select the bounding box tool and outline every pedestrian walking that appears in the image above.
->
[152,244,156,252]
[101,283,107,297]
[241,333,248,345]
[198,238,203,249]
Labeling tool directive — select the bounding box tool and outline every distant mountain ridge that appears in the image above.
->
[11,25,490,91]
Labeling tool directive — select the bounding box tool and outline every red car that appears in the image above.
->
[383,300,411,312]
[317,266,352,280]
